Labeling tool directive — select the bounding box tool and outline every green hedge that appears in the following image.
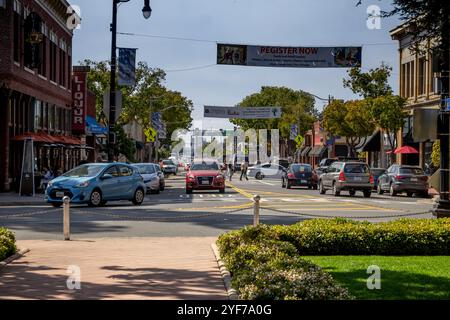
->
[217,225,353,300]
[0,227,17,261]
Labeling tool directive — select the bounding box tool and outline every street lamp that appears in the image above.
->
[108,0,152,162]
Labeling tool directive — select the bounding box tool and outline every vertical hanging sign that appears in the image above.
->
[72,66,89,134]
[118,48,137,87]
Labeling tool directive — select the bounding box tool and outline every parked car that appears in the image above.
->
[377,165,429,197]
[247,163,287,180]
[281,164,318,189]
[371,168,386,190]
[45,163,146,207]
[154,164,165,191]
[186,160,225,194]
[162,159,178,175]
[316,158,339,176]
[318,161,373,197]
[134,163,161,194]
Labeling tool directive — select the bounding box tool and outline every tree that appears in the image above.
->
[230,86,317,154]
[343,63,393,99]
[369,95,407,163]
[323,99,375,157]
[80,59,193,160]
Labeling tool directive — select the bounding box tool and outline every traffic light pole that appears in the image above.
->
[108,0,118,162]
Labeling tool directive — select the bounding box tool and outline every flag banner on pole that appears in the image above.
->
[118,48,137,86]
[217,44,362,68]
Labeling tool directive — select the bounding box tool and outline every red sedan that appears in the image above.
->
[186,161,225,194]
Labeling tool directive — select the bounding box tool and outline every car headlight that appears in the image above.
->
[216,174,224,180]
[188,175,195,180]
[47,181,53,188]
[76,181,90,188]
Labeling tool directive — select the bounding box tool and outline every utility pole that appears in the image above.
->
[108,0,118,162]
[433,5,450,218]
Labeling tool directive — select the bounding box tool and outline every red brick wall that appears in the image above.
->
[0,0,73,107]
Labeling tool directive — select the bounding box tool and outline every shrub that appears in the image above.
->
[217,232,353,300]
[0,227,17,261]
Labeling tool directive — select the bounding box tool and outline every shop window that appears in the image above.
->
[42,102,48,129]
[55,107,60,132]
[48,104,55,131]
[418,57,426,96]
[34,100,42,130]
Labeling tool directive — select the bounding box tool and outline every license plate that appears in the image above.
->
[354,177,362,181]
[301,180,308,184]
[201,180,210,185]
[56,191,65,198]
[411,178,418,182]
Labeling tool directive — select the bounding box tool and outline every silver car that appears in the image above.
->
[162,159,178,175]
[377,165,429,197]
[134,163,161,194]
[318,161,373,197]
[247,163,287,180]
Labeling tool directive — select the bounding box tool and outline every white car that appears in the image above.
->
[134,163,161,194]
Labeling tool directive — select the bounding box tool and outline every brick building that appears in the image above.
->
[0,0,80,192]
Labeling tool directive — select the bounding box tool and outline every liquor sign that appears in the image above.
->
[72,67,89,134]
[204,106,282,119]
[217,43,362,68]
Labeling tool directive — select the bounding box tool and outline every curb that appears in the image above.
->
[211,243,238,300]
[0,202,43,207]
[0,248,30,270]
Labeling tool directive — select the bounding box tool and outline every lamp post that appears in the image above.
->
[108,0,152,162]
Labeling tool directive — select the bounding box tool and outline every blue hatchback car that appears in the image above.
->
[45,163,146,207]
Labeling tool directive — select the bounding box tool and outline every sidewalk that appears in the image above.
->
[0,192,46,206]
[0,237,227,300]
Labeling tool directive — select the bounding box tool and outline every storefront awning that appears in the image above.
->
[357,130,381,152]
[13,132,81,145]
[309,145,327,157]
[86,115,108,135]
[300,146,312,157]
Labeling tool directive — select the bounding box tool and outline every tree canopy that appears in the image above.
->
[343,63,393,99]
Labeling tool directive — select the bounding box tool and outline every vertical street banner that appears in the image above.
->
[290,124,298,141]
[72,66,89,134]
[118,48,137,86]
[217,44,362,68]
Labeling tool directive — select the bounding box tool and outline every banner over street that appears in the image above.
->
[204,106,282,119]
[217,44,362,68]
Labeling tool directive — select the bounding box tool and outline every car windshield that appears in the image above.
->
[400,167,424,175]
[136,165,155,174]
[63,165,104,178]
[291,165,312,173]
[344,164,369,174]
[163,160,174,165]
[190,162,219,171]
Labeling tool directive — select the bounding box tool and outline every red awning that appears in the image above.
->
[394,146,419,154]
[13,133,81,145]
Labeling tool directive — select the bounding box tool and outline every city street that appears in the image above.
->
[0,173,434,241]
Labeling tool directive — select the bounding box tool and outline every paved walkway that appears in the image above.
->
[0,237,227,300]
[0,193,45,206]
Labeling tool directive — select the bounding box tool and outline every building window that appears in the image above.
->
[49,104,55,131]
[43,102,48,129]
[34,100,42,130]
[59,49,66,86]
[13,1,21,63]
[49,32,58,82]
[431,52,441,94]
[418,57,426,96]
[401,61,415,98]
[38,24,48,77]
[55,107,60,132]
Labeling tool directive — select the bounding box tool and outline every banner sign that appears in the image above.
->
[72,68,88,134]
[204,106,282,119]
[118,48,137,86]
[290,124,298,141]
[217,43,362,68]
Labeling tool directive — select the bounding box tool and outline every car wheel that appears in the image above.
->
[349,190,356,197]
[51,203,62,208]
[389,184,397,197]
[363,190,372,198]
[160,184,165,192]
[332,182,340,197]
[154,188,160,195]
[313,184,318,190]
[319,181,326,195]
[308,185,312,190]
[132,188,145,205]
[89,189,103,207]
[421,191,429,198]
[407,192,413,197]
[377,184,384,195]
[286,182,291,189]
[255,172,263,180]
[186,189,193,194]
[219,188,225,194]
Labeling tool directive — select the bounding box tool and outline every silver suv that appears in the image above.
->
[318,161,374,197]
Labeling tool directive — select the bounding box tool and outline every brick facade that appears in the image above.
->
[0,0,76,192]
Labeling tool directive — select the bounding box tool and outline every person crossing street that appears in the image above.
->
[240,161,249,181]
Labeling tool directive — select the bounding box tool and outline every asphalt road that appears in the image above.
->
[0,173,435,240]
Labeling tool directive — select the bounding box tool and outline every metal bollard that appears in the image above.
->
[253,195,261,227]
[63,196,70,241]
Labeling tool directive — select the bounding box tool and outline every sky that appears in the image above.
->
[71,0,401,131]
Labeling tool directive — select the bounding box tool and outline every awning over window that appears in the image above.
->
[86,116,108,135]
[13,132,81,145]
[357,130,381,152]
[300,146,312,157]
[309,145,327,157]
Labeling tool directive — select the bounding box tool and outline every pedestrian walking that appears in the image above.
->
[40,167,54,191]
[240,161,249,181]
[227,163,234,181]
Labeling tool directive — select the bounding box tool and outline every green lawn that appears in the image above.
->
[303,256,450,300]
